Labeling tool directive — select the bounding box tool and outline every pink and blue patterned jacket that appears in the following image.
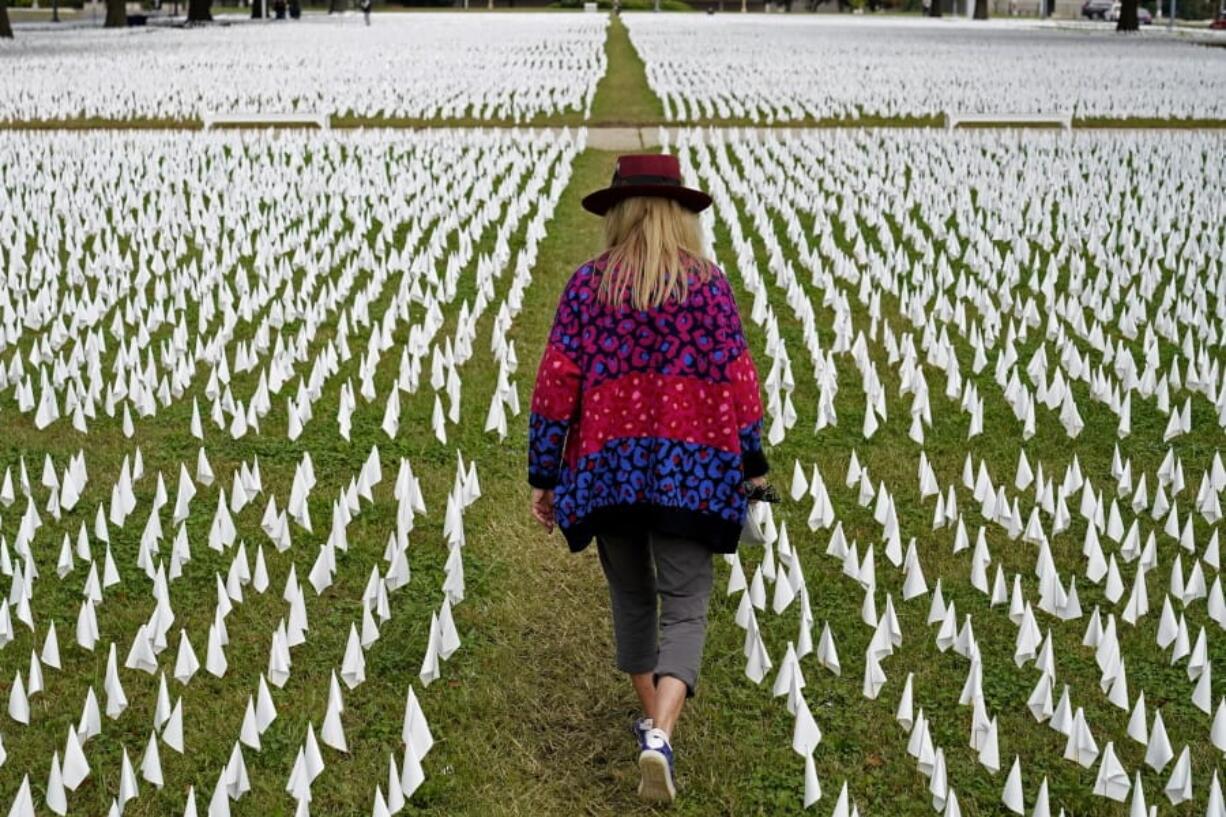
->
[528,253,768,553]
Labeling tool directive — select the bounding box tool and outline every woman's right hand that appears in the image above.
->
[531,488,555,532]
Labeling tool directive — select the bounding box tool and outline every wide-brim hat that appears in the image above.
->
[581,153,712,216]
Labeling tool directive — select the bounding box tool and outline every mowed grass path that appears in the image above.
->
[442,149,822,817]
[589,15,665,126]
[437,40,816,809]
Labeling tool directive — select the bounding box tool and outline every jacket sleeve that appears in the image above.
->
[528,283,583,490]
[719,276,769,479]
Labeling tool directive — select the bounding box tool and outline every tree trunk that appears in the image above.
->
[328,0,337,13]
[1116,0,1139,28]
[928,0,941,15]
[187,0,210,21]
[973,0,987,16]
[105,0,127,26]
[251,0,262,17]
[0,0,12,40]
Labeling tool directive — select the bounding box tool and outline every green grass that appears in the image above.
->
[6,7,88,20]
[1,14,1225,817]
[589,14,666,126]
[1075,116,1226,128]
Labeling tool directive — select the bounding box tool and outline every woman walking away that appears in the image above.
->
[527,154,769,804]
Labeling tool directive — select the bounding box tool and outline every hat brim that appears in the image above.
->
[581,183,712,216]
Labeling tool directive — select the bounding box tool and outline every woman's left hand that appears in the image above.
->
[531,488,555,532]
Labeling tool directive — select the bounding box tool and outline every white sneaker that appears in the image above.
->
[637,727,676,803]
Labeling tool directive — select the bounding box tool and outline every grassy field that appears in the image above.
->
[467,130,1226,817]
[0,131,590,816]
[436,119,1226,817]
[1,12,1224,817]
[4,11,1226,131]
[670,129,1226,815]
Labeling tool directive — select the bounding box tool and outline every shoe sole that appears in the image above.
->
[638,750,676,804]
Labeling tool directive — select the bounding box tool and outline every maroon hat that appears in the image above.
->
[581,153,712,216]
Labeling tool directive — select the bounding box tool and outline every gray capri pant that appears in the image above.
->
[595,530,715,697]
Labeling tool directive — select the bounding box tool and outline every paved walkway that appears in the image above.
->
[582,127,659,150]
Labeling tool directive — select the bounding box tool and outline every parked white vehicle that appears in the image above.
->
[1106,1,1155,21]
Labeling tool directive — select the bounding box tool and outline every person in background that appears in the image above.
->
[527,154,770,805]
[360,0,371,25]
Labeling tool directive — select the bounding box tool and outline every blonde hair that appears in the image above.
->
[598,196,711,310]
